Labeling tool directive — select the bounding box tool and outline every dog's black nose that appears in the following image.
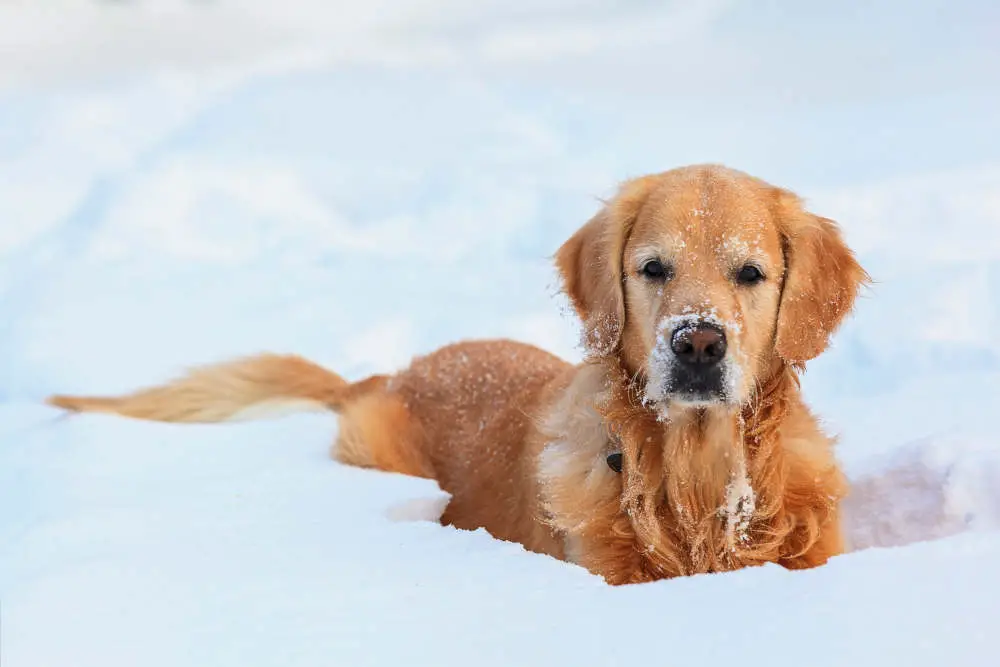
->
[670,324,727,367]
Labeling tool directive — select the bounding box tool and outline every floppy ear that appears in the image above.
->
[773,191,870,364]
[555,177,656,357]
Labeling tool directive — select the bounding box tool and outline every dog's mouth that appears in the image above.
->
[649,378,737,414]
[644,352,744,415]
[665,365,726,403]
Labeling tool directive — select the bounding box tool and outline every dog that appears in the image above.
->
[47,164,869,585]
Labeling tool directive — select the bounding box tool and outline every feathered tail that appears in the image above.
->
[46,353,386,424]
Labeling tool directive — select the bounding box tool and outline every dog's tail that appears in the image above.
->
[46,354,388,424]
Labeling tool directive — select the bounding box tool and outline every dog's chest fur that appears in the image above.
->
[535,362,842,584]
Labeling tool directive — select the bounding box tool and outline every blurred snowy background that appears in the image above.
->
[1,1,999,665]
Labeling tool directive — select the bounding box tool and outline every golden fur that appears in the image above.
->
[47,164,868,585]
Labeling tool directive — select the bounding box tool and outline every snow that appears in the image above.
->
[2,2,1000,665]
[722,458,756,550]
[843,437,1000,552]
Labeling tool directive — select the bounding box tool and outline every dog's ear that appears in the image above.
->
[773,190,870,364]
[555,177,656,356]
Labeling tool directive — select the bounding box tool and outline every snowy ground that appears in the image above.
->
[2,2,1000,665]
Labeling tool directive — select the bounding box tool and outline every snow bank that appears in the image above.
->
[844,437,1000,552]
[1,404,998,667]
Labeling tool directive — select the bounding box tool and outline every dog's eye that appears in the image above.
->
[736,264,765,285]
[640,259,671,281]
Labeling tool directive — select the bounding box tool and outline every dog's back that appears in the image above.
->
[377,340,571,552]
[49,339,574,557]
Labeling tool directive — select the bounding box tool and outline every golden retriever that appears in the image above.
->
[47,164,869,585]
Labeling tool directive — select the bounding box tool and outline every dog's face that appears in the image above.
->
[621,174,785,408]
[556,165,868,414]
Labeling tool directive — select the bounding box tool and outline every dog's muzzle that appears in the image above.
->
[645,318,735,407]
[667,322,727,401]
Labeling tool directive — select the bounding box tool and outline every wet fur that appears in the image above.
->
[47,164,867,585]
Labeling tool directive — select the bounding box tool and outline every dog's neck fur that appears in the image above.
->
[603,360,795,576]
[539,358,804,584]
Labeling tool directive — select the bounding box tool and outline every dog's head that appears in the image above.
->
[556,164,868,414]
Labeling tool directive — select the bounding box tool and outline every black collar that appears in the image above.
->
[605,426,624,473]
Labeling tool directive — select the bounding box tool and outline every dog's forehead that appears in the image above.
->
[631,169,781,257]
